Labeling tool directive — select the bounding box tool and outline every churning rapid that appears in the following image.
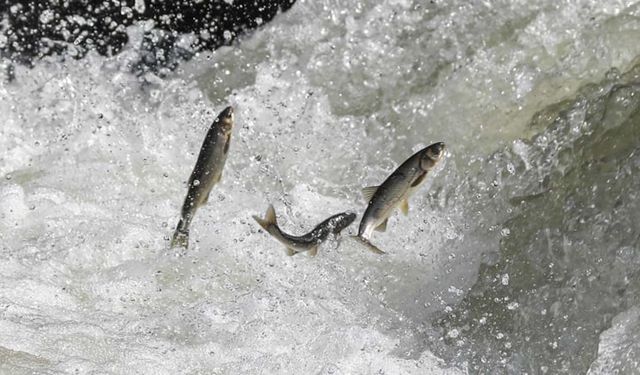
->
[1,0,639,373]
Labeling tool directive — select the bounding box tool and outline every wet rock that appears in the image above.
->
[0,0,296,77]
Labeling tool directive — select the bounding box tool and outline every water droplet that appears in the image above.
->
[501,274,509,285]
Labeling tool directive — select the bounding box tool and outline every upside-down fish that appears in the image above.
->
[253,205,356,256]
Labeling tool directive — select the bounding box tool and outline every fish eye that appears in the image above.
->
[426,142,445,159]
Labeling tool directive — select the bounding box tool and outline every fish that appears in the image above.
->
[253,205,357,256]
[352,142,446,254]
[171,106,234,248]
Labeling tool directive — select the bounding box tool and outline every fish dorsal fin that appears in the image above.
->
[308,246,318,257]
[411,173,427,187]
[401,199,409,215]
[285,247,297,256]
[252,204,278,230]
[362,186,379,202]
[375,218,388,232]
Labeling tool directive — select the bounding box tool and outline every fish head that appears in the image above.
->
[419,142,446,171]
[217,106,235,132]
[328,212,357,233]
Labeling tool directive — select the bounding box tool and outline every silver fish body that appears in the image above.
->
[353,142,446,254]
[171,106,234,248]
[253,205,356,256]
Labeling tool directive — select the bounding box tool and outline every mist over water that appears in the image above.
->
[1,0,639,373]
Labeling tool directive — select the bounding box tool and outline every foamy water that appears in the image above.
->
[1,0,639,373]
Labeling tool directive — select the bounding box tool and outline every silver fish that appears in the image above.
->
[253,205,356,256]
[171,106,234,248]
[352,142,446,254]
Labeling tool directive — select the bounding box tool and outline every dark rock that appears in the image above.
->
[0,0,296,77]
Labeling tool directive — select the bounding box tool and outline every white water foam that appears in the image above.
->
[1,0,640,373]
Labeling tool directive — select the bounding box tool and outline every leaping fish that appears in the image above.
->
[171,106,235,248]
[352,142,446,254]
[253,205,356,256]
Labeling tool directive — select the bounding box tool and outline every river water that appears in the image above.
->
[1,0,639,373]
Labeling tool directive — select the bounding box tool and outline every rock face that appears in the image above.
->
[0,0,296,75]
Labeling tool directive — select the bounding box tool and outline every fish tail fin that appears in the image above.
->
[349,236,386,255]
[252,204,277,230]
[170,218,189,249]
[170,229,189,249]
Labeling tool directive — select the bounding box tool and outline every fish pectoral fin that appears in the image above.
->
[361,186,379,202]
[308,246,318,257]
[285,247,297,256]
[223,136,231,154]
[375,218,388,232]
[401,199,409,215]
[203,192,211,204]
[253,204,278,230]
[411,173,427,187]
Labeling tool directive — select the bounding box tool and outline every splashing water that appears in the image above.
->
[1,0,639,373]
